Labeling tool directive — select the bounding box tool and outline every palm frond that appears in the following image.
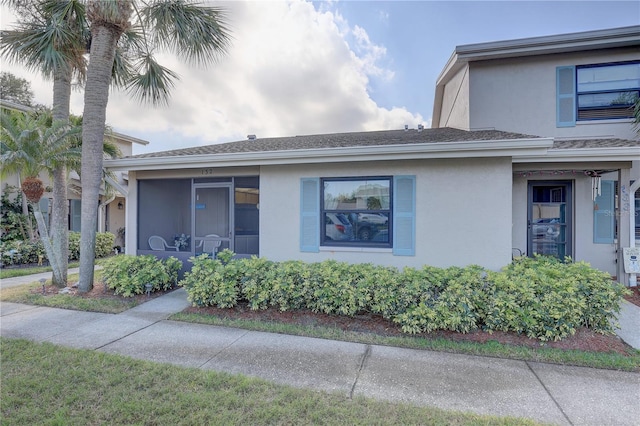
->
[126,53,178,106]
[141,0,231,66]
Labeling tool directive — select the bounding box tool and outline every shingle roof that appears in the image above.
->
[130,127,540,159]
[552,139,640,149]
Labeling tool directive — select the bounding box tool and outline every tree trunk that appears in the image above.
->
[78,4,129,292]
[33,205,63,285]
[50,70,72,287]
[18,172,35,241]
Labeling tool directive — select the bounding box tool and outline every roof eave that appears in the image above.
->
[104,138,553,172]
[514,147,640,163]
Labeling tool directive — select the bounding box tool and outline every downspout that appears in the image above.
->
[629,180,639,287]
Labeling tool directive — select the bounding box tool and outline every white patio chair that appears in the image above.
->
[196,234,222,257]
[148,235,179,251]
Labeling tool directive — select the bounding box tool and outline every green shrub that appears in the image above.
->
[179,255,240,308]
[1,232,116,266]
[483,256,628,341]
[392,266,488,334]
[102,255,182,297]
[177,253,628,342]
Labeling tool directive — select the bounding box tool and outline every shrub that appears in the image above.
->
[179,255,240,308]
[177,253,628,341]
[102,255,182,297]
[1,231,116,266]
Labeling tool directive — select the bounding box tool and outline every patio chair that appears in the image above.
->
[148,235,179,251]
[197,234,222,257]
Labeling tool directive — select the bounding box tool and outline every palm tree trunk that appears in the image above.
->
[78,11,125,293]
[18,172,36,241]
[50,70,72,287]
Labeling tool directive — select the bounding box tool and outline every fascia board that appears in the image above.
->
[514,147,640,163]
[455,26,640,61]
[105,138,553,172]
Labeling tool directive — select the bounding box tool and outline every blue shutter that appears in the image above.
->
[594,180,615,244]
[556,66,576,127]
[300,178,320,252]
[70,199,81,232]
[393,175,416,256]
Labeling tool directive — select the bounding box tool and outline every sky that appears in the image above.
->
[1,1,639,155]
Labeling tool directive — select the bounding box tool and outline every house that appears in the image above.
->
[105,26,639,285]
[0,99,149,248]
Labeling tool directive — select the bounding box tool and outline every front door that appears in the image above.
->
[193,184,233,255]
[528,181,572,259]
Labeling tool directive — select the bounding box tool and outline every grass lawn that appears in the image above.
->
[0,261,80,280]
[0,338,537,425]
[0,270,138,314]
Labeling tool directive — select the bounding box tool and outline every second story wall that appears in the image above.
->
[437,65,470,129]
[468,47,638,141]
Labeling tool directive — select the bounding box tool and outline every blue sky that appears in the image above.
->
[1,1,639,154]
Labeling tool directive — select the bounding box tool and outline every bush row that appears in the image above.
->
[179,251,629,341]
[102,255,182,297]
[0,232,115,266]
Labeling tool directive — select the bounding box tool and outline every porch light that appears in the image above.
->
[117,201,124,210]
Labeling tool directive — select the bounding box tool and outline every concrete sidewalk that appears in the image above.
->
[1,285,639,425]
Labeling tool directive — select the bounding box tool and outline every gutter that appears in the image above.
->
[514,147,640,163]
[104,138,553,172]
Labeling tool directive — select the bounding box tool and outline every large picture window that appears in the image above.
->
[576,61,640,121]
[321,177,392,247]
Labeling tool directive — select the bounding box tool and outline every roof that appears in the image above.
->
[131,127,539,159]
[106,127,556,171]
[104,126,639,172]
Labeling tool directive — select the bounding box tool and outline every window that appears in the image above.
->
[300,175,416,255]
[556,61,640,126]
[321,177,392,247]
[577,62,640,121]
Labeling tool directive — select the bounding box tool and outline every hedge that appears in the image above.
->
[0,232,115,266]
[102,255,182,297]
[179,251,629,342]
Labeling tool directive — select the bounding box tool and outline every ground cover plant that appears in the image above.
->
[179,253,630,342]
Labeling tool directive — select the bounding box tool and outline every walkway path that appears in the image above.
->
[1,274,639,425]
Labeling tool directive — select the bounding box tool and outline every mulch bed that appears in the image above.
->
[32,282,635,357]
[33,284,174,304]
[624,286,640,307]
[185,302,633,356]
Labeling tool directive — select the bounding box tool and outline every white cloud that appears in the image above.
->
[2,1,423,154]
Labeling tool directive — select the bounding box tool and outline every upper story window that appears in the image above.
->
[576,62,640,121]
[321,177,392,247]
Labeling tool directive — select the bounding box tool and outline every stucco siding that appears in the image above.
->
[438,65,470,129]
[260,158,512,270]
[468,48,639,140]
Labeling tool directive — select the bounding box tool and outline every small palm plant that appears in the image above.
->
[0,110,81,284]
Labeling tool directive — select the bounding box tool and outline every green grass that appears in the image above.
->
[0,261,79,280]
[0,277,138,314]
[1,338,538,426]
[170,312,640,372]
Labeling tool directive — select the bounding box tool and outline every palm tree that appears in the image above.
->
[78,0,231,292]
[2,0,88,286]
[0,110,81,284]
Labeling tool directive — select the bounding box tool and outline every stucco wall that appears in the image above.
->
[260,157,512,270]
[468,48,638,140]
[438,65,470,129]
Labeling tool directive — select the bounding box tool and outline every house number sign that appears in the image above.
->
[201,168,215,175]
